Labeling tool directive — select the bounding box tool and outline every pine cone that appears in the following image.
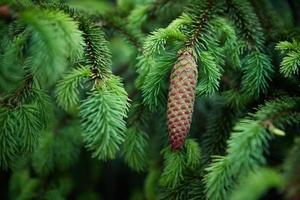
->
[167,48,198,150]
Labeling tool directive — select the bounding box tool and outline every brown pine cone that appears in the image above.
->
[167,48,198,150]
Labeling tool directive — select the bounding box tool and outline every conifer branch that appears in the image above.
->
[55,67,92,111]
[79,20,111,79]
[186,0,215,48]
[204,97,300,200]
[276,40,300,77]
[79,76,130,160]
[225,0,264,51]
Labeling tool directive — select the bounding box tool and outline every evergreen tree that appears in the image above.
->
[0,0,299,199]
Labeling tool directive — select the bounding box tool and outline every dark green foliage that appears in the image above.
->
[0,0,300,199]
[283,137,300,198]
[241,51,274,97]
[0,85,51,169]
[123,127,149,172]
[32,123,81,175]
[9,169,40,200]
[80,21,112,75]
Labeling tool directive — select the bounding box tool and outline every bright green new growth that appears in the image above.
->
[20,9,85,85]
[159,147,186,188]
[276,40,300,77]
[141,53,176,111]
[160,139,201,188]
[80,76,129,160]
[55,67,92,111]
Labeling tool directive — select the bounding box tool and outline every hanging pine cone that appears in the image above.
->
[167,48,198,150]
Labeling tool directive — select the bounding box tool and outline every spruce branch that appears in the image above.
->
[20,8,85,85]
[241,51,274,97]
[79,76,130,160]
[9,169,40,200]
[79,20,112,78]
[32,123,82,176]
[204,97,300,200]
[201,100,238,164]
[55,67,92,112]
[141,52,176,111]
[185,0,216,48]
[276,40,300,77]
[0,35,26,92]
[160,139,201,188]
[196,50,222,96]
[143,14,191,56]
[159,147,186,188]
[225,0,264,51]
